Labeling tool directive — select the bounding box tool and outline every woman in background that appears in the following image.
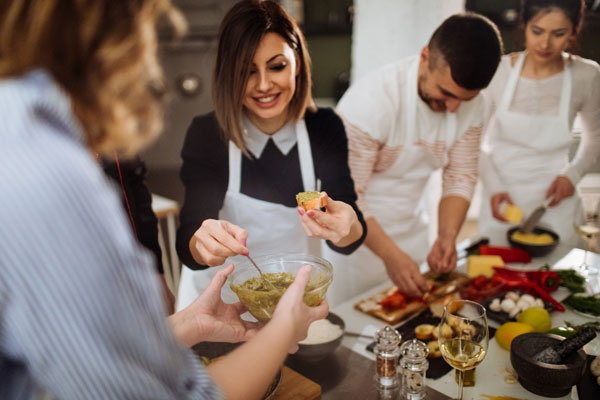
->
[479,0,600,246]
[0,1,327,399]
[176,0,366,309]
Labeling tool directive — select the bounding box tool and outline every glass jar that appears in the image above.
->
[374,325,402,388]
[399,338,429,399]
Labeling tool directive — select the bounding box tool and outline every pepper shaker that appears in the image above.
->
[399,338,429,399]
[374,325,402,388]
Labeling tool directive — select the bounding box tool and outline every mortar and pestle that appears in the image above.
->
[510,332,589,397]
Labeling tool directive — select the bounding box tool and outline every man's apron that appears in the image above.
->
[322,59,457,307]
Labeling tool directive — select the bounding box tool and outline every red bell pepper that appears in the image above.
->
[479,245,531,263]
[379,290,424,310]
[492,266,560,293]
[490,272,565,312]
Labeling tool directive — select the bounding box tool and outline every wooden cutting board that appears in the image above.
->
[270,366,321,400]
[354,271,470,325]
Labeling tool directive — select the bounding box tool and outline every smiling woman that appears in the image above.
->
[175,0,367,310]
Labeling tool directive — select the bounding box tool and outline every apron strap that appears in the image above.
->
[296,119,316,191]
[404,57,419,147]
[498,52,527,112]
[558,53,572,122]
[226,140,242,194]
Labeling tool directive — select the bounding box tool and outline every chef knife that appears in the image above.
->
[520,198,552,233]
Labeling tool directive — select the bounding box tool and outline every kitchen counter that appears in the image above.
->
[325,244,600,400]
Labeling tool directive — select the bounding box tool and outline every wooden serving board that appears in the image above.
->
[354,271,470,325]
[270,366,321,400]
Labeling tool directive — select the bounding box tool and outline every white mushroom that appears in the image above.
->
[535,298,544,308]
[501,298,516,313]
[505,291,520,302]
[516,299,530,312]
[489,298,502,312]
[508,307,521,319]
[521,294,536,304]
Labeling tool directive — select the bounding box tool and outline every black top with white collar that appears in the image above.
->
[176,107,367,270]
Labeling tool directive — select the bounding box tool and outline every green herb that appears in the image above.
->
[554,269,586,293]
[564,320,600,332]
[563,294,600,316]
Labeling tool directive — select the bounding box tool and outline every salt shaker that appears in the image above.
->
[374,325,402,388]
[399,338,429,399]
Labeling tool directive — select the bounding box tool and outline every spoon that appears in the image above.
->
[246,254,276,290]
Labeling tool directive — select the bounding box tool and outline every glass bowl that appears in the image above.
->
[229,253,333,323]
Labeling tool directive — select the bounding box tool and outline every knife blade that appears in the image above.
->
[520,198,552,233]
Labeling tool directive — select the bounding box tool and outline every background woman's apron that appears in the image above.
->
[479,52,582,247]
[177,120,316,310]
[322,59,457,307]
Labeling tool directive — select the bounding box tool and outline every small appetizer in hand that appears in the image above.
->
[296,191,327,210]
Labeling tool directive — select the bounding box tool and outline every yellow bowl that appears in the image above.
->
[229,253,333,323]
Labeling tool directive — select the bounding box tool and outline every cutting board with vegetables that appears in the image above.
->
[354,271,470,324]
[271,366,321,400]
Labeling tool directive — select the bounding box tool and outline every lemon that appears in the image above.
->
[517,306,552,333]
[495,322,535,351]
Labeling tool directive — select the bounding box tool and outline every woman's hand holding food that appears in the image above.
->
[491,192,514,222]
[271,265,329,353]
[297,192,362,247]
[190,219,249,266]
[383,248,429,297]
[169,264,261,347]
[545,175,575,207]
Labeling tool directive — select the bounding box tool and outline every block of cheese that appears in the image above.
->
[467,255,504,278]
[503,204,524,224]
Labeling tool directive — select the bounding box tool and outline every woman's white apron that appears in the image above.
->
[177,120,317,310]
[479,52,582,247]
[322,59,457,307]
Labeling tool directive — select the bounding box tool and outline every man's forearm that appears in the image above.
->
[364,217,402,262]
[437,196,470,239]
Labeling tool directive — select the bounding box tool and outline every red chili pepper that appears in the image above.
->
[492,267,560,293]
[380,291,406,310]
[490,273,565,312]
[479,245,531,263]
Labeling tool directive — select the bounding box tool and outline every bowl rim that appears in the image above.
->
[228,253,333,285]
[507,226,560,248]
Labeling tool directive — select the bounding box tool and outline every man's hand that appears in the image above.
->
[545,175,575,207]
[427,235,457,273]
[490,192,513,222]
[383,250,429,297]
[170,264,261,346]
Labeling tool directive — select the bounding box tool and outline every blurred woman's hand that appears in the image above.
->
[190,219,248,266]
[297,192,362,247]
[169,264,261,346]
[490,192,514,222]
[545,175,575,207]
[271,265,329,353]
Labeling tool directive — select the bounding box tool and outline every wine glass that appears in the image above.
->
[438,300,489,400]
[574,199,600,277]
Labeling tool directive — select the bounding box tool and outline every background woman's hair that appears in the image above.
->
[0,0,186,156]
[520,0,586,53]
[212,0,315,155]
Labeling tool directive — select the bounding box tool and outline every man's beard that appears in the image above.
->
[417,74,446,112]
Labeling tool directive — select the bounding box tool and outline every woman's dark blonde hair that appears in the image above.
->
[213,0,315,155]
[0,0,185,156]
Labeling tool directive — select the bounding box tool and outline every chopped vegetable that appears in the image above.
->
[546,326,577,338]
